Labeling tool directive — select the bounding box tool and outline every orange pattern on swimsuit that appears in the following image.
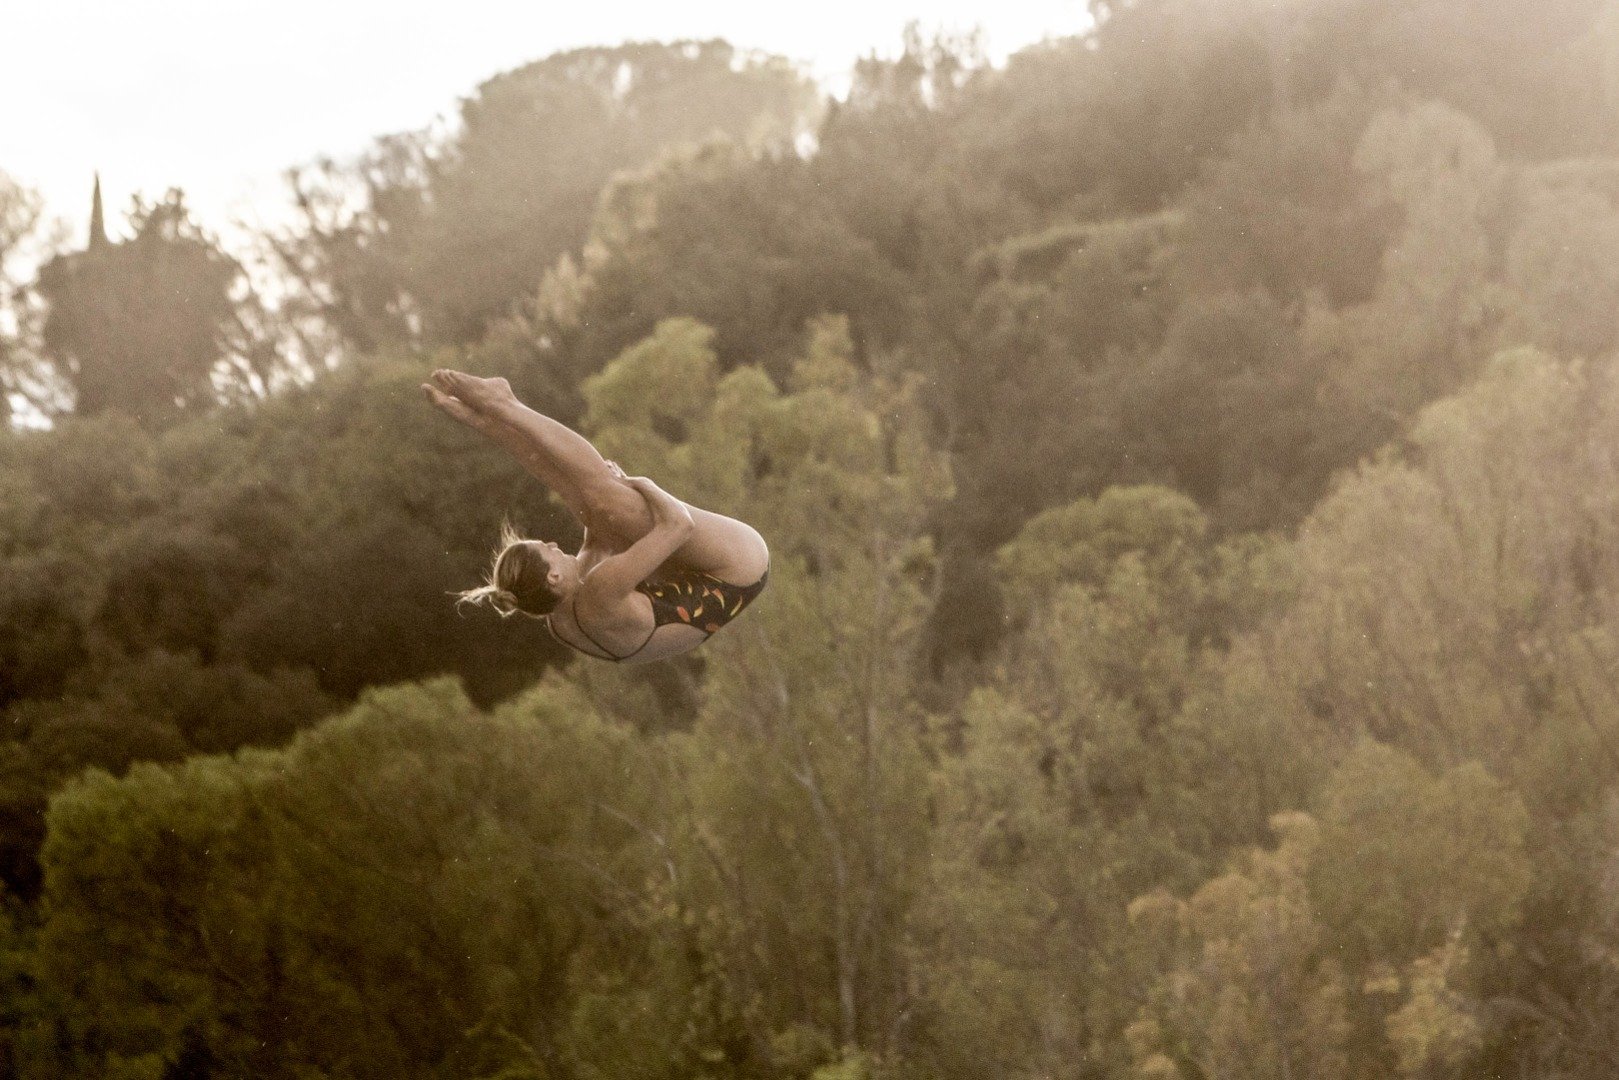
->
[560,565,770,663]
[636,566,769,636]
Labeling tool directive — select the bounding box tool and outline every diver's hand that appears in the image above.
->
[623,475,694,531]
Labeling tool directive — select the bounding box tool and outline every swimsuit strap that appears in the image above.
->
[554,562,768,662]
[565,594,655,663]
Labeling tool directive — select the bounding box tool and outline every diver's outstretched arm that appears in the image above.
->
[423,370,653,545]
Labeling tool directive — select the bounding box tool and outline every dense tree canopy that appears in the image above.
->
[270,40,821,360]
[3,0,1619,1075]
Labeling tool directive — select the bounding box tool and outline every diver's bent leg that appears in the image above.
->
[431,370,762,565]
[481,404,766,575]
[671,505,770,584]
[479,399,655,542]
[430,369,650,539]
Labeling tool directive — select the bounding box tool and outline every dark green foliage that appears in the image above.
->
[23,680,646,1079]
[198,360,571,702]
[0,358,581,894]
[535,146,913,388]
[1174,79,1400,306]
[0,552,89,707]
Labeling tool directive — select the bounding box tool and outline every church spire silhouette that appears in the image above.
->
[88,173,107,249]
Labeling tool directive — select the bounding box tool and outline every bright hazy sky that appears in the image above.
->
[5,1,1089,249]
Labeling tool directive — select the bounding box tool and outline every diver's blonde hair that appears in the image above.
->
[456,521,560,617]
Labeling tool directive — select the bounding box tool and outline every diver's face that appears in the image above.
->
[528,541,567,582]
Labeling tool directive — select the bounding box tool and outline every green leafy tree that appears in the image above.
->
[0,412,160,710]
[1518,792,1619,1077]
[1384,937,1487,1078]
[1126,813,1354,1080]
[1117,289,1326,528]
[1271,348,1619,782]
[558,314,946,1070]
[24,679,651,1079]
[532,142,911,394]
[0,353,581,897]
[1127,742,1529,1080]
[1300,99,1504,455]
[1215,347,1619,1073]
[1310,742,1531,967]
[276,41,820,354]
[1495,160,1619,360]
[926,209,1182,667]
[1173,79,1397,307]
[209,359,565,701]
[945,2,1274,216]
[915,486,1298,1079]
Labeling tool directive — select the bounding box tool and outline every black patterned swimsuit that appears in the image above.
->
[563,565,769,662]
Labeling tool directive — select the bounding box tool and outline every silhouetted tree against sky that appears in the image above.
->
[0,172,46,424]
[33,188,246,423]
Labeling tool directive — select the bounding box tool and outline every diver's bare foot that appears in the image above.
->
[422,383,484,428]
[430,369,518,414]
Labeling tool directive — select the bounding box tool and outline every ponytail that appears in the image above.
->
[455,521,563,617]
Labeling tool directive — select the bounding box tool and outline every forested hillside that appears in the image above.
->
[2,2,1618,1076]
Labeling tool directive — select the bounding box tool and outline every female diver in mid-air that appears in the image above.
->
[423,369,769,663]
